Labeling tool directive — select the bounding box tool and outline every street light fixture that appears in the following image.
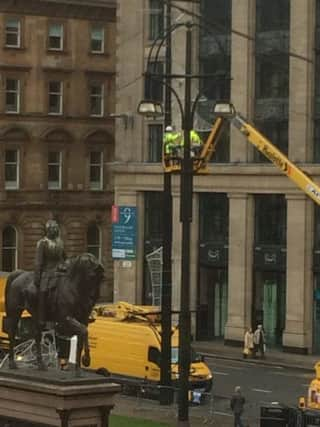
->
[137,100,164,118]
[212,101,235,118]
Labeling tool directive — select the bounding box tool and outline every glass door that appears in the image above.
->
[253,271,286,347]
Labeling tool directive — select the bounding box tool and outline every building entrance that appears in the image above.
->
[253,271,286,347]
[197,267,228,340]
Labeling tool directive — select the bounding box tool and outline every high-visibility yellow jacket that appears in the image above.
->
[180,130,202,146]
[163,132,181,154]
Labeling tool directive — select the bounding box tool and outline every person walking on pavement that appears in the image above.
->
[230,385,246,427]
[254,324,266,359]
[243,327,254,359]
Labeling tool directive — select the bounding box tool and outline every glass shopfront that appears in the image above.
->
[197,193,229,340]
[253,195,286,347]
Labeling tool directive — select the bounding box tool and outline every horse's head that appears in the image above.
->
[68,253,105,306]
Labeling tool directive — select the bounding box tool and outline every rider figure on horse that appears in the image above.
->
[34,219,66,328]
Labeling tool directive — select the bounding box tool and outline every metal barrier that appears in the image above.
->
[134,382,216,424]
[260,404,289,426]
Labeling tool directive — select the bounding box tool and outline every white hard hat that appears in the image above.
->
[165,126,173,132]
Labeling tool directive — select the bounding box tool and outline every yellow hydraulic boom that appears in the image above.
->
[213,103,320,206]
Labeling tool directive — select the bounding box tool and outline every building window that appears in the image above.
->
[48,81,63,115]
[149,0,164,41]
[5,79,20,113]
[5,18,21,48]
[256,0,290,31]
[255,194,287,245]
[5,149,19,190]
[90,26,104,53]
[144,61,163,102]
[48,151,62,189]
[87,224,101,260]
[2,226,17,271]
[90,83,104,116]
[199,193,229,243]
[89,151,103,190]
[48,23,64,50]
[148,124,162,162]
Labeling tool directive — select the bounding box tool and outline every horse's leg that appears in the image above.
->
[35,324,47,371]
[64,317,89,375]
[7,316,20,369]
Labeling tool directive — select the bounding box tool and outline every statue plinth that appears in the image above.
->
[0,368,121,426]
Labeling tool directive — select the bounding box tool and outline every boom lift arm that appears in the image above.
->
[213,102,320,206]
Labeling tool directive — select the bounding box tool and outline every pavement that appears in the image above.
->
[193,339,320,373]
[111,340,320,426]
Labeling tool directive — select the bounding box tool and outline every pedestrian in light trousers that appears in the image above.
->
[230,386,246,427]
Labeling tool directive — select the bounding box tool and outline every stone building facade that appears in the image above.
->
[114,0,320,353]
[0,0,116,299]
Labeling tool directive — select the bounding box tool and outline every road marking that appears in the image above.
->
[302,383,310,387]
[252,388,272,393]
[214,411,233,417]
[214,371,229,376]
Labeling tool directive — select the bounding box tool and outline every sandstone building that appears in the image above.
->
[0,0,116,299]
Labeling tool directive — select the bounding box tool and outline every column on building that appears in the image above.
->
[225,194,254,343]
[283,196,313,352]
[282,0,315,352]
[230,0,255,161]
[224,0,255,343]
[113,191,144,303]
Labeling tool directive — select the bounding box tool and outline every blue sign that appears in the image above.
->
[112,205,137,259]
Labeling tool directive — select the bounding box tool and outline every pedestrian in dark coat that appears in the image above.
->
[230,386,246,427]
[254,324,266,359]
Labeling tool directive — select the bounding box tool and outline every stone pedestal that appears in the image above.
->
[0,368,121,426]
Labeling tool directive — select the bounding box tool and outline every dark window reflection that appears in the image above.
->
[255,195,286,245]
[144,192,163,241]
[148,124,163,162]
[199,0,231,163]
[144,61,163,102]
[256,0,290,31]
[255,0,289,163]
[2,226,17,271]
[254,121,288,161]
[149,0,164,41]
[199,193,228,243]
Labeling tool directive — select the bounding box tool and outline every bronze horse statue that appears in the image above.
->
[4,253,104,371]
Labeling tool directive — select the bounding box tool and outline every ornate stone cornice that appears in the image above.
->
[0,0,116,22]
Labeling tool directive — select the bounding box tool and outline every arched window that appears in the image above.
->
[87,224,101,260]
[2,226,17,271]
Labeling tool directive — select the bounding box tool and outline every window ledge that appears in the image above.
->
[4,45,25,51]
[0,63,31,72]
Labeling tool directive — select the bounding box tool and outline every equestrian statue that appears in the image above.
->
[4,219,105,371]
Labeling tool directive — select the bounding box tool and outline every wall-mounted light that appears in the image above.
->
[109,113,134,129]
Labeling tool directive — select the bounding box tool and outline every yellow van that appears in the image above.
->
[88,302,213,396]
[0,272,34,353]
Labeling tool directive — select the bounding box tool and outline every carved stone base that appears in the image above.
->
[0,367,121,426]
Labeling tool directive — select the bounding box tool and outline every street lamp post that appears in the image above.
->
[160,0,173,406]
[138,21,196,425]
[178,22,193,426]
